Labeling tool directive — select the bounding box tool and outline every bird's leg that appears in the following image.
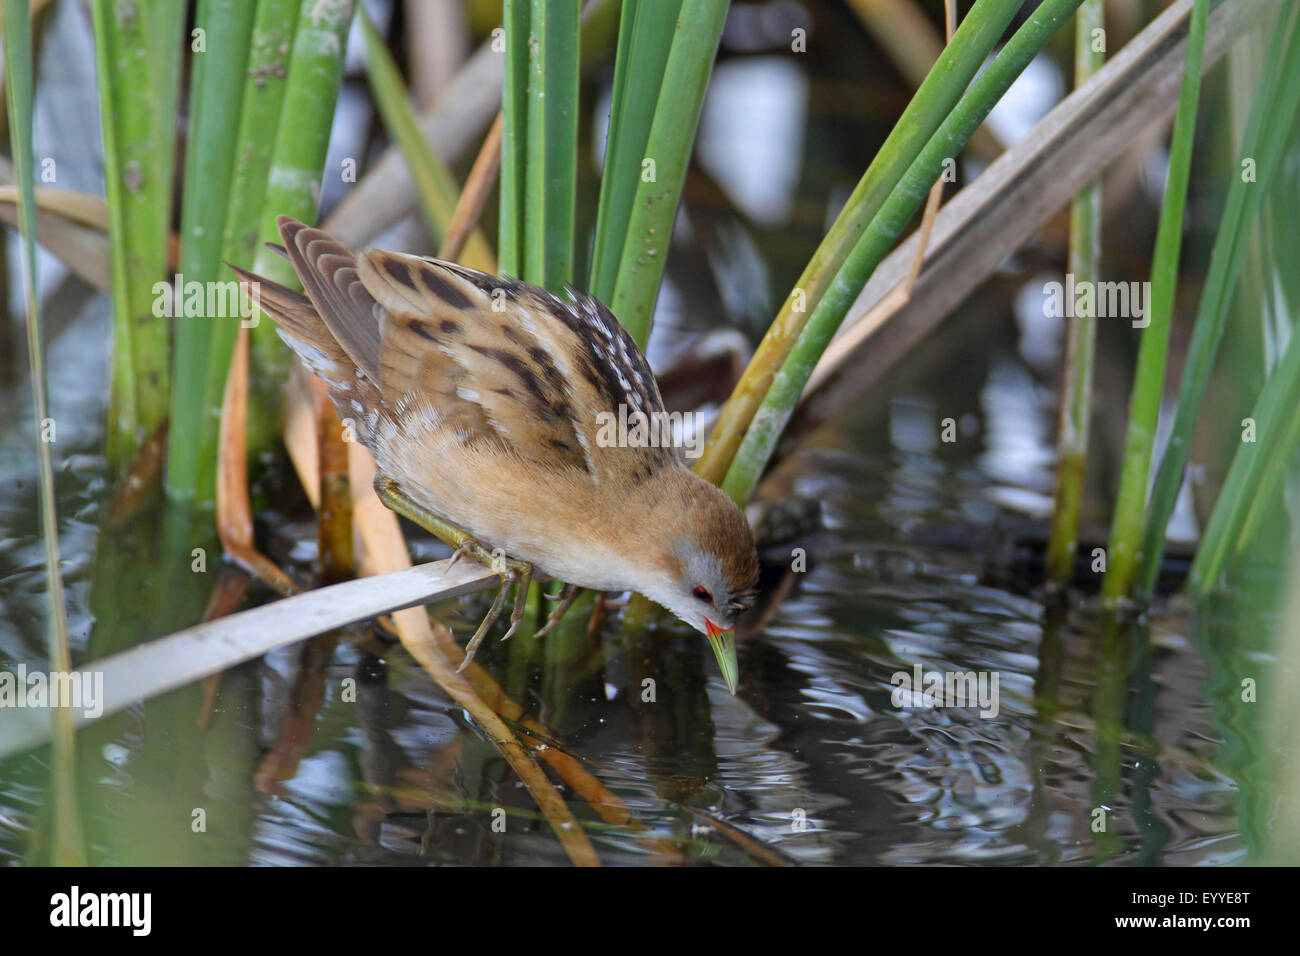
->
[502,563,532,643]
[374,473,475,551]
[460,579,511,667]
[373,474,532,669]
[534,583,584,638]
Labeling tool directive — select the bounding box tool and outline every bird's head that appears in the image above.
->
[636,469,760,694]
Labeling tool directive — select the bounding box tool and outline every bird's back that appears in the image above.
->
[231,217,684,554]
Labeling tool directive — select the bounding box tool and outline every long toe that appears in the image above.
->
[457,579,510,670]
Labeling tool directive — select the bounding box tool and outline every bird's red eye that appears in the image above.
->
[693,586,712,603]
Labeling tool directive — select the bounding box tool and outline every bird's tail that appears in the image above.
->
[226,249,358,398]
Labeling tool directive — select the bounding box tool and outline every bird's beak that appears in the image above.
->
[705,619,739,695]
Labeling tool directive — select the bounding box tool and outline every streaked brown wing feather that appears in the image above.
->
[226,262,340,367]
[363,250,677,473]
[226,255,385,444]
[359,249,595,472]
[277,216,383,380]
[366,252,667,422]
[527,284,667,425]
[421,256,669,423]
[517,282,677,475]
[253,217,675,480]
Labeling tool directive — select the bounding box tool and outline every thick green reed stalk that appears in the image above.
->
[695,0,1027,485]
[166,0,256,503]
[720,0,1087,506]
[1102,0,1209,603]
[1046,0,1105,589]
[91,0,184,468]
[1137,5,1300,599]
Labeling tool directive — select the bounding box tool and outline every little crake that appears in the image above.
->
[232,217,759,692]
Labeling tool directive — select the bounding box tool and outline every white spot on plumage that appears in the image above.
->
[409,402,443,435]
[279,332,340,375]
[574,424,597,478]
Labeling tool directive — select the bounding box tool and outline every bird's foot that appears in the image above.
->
[449,537,532,671]
[534,583,584,638]
[371,474,532,670]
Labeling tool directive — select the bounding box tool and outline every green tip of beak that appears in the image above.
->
[705,622,739,695]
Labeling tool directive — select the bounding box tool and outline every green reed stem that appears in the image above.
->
[90,0,184,468]
[360,8,496,273]
[1102,0,1209,603]
[220,0,300,272]
[695,0,1026,484]
[521,0,580,290]
[1137,5,1300,599]
[1045,0,1105,588]
[2,0,84,864]
[247,0,354,452]
[587,0,681,304]
[499,0,531,277]
[1188,321,1300,596]
[166,0,256,504]
[607,0,730,345]
[720,0,1085,506]
[202,0,300,487]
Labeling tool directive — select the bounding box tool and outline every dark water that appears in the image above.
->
[0,303,1267,864]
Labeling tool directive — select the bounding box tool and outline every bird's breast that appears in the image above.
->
[374,424,649,592]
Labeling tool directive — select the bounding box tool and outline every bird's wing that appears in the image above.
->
[274,217,383,381]
[229,223,390,440]
[358,248,664,477]
[262,216,675,479]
